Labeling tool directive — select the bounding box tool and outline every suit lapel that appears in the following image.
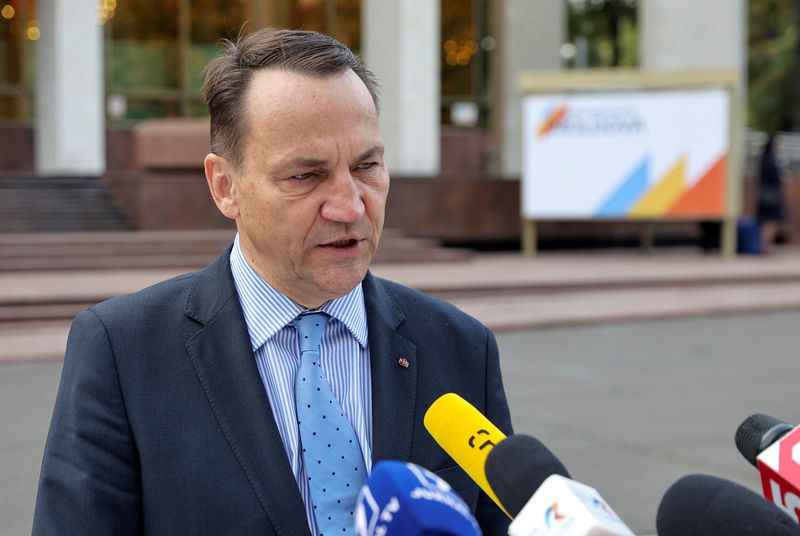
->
[183,249,311,536]
[363,272,419,464]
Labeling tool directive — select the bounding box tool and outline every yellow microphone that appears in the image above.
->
[423,392,511,518]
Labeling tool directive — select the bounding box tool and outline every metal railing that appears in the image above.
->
[745,130,800,178]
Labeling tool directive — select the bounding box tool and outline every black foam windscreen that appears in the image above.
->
[736,413,794,467]
[484,434,570,517]
[656,474,800,536]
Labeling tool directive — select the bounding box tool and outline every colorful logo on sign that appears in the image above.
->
[545,502,567,529]
[594,153,727,218]
[537,105,568,138]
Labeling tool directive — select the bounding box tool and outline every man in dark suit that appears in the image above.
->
[33,28,512,535]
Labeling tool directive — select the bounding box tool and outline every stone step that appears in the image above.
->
[0,254,222,271]
[0,230,235,258]
[0,230,471,271]
[0,219,132,233]
[0,176,130,232]
[0,304,93,323]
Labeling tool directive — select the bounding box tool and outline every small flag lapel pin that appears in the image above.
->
[398,357,410,368]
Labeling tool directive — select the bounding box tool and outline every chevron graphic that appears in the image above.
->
[629,156,687,217]
[596,156,650,217]
[668,154,727,217]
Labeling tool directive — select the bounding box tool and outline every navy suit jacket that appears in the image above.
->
[33,249,513,535]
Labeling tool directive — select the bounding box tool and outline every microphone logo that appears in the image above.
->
[467,429,495,451]
[758,426,800,522]
[590,496,622,522]
[779,428,800,482]
[354,486,381,536]
[544,502,567,529]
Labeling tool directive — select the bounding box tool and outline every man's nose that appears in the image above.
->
[320,171,365,223]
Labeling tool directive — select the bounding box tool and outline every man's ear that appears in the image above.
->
[204,153,239,220]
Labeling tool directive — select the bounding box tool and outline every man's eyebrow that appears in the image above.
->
[281,157,329,170]
[277,146,383,171]
[355,145,384,162]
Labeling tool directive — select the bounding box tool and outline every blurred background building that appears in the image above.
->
[1,0,799,249]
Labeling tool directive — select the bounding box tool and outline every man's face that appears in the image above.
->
[224,68,388,308]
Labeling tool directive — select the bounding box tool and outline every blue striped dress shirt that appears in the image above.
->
[229,235,373,535]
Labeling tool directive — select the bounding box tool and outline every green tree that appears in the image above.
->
[748,0,800,132]
[567,0,639,68]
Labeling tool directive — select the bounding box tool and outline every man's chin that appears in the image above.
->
[315,266,370,300]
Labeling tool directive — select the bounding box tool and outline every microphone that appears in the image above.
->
[736,413,800,522]
[354,460,481,536]
[485,434,634,536]
[423,393,510,517]
[484,434,569,517]
[656,474,800,536]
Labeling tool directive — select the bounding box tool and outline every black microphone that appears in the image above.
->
[656,474,800,536]
[735,413,800,521]
[485,434,633,536]
[736,413,794,467]
[484,434,570,517]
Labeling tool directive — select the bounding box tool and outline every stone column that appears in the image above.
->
[36,0,105,175]
[362,0,439,176]
[639,0,746,71]
[493,0,564,178]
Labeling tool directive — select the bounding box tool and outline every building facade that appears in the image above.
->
[2,1,754,245]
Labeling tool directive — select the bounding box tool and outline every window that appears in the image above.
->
[103,0,247,122]
[0,0,37,121]
[441,0,492,128]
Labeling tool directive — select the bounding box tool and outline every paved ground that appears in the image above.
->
[0,360,61,535]
[498,311,800,534]
[4,248,800,534]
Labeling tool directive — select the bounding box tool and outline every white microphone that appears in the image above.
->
[485,434,634,536]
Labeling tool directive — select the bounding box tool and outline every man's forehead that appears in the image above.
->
[246,67,372,108]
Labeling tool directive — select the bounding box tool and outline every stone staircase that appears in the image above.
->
[0,173,471,272]
[0,228,470,325]
[0,173,472,328]
[0,176,131,232]
[0,228,470,273]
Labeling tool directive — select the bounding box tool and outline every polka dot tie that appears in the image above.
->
[293,312,366,536]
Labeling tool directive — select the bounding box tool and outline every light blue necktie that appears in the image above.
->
[294,311,366,536]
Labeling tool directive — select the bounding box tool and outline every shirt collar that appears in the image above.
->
[229,234,368,351]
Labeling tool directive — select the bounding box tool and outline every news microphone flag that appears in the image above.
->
[736,414,800,523]
[423,393,510,517]
[657,474,800,536]
[354,460,481,536]
[506,474,634,536]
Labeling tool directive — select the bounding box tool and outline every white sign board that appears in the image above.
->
[522,89,730,220]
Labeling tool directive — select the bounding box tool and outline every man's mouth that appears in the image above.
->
[322,238,360,248]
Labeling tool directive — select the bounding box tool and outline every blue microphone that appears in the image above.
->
[354,460,482,536]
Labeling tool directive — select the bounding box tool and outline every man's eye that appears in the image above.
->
[292,172,314,181]
[355,162,377,170]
